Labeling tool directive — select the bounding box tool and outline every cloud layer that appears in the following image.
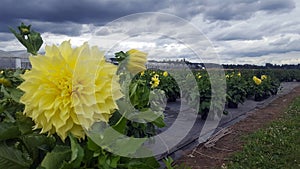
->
[0,0,299,65]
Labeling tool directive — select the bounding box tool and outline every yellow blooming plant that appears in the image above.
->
[150,74,160,88]
[9,23,43,55]
[261,75,267,80]
[253,76,262,85]
[163,71,168,77]
[18,41,122,140]
[3,23,166,169]
[225,71,248,107]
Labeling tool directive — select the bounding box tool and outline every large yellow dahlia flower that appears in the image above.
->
[18,41,122,140]
[126,49,147,74]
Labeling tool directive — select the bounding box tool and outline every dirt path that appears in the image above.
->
[175,86,300,169]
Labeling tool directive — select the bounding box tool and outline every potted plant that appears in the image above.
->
[252,75,272,101]
[226,72,247,108]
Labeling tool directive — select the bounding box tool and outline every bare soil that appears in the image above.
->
[175,86,300,169]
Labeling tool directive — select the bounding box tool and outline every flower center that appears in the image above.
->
[57,77,72,97]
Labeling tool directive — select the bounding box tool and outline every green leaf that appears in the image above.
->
[130,83,138,98]
[152,116,165,128]
[114,137,146,156]
[9,27,28,48]
[0,122,21,141]
[30,31,43,55]
[16,112,34,135]
[6,87,23,102]
[163,157,174,169]
[0,142,31,169]
[110,156,120,168]
[124,156,160,169]
[115,51,128,62]
[69,135,84,168]
[0,86,10,99]
[87,137,100,152]
[112,114,127,134]
[20,134,55,163]
[9,23,43,55]
[41,145,71,169]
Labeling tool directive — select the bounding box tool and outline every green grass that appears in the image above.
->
[225,96,300,169]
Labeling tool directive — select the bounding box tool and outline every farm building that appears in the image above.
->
[0,50,30,69]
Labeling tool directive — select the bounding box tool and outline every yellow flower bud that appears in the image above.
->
[20,27,30,34]
[126,49,147,74]
[261,75,267,80]
[0,78,11,87]
[163,71,168,77]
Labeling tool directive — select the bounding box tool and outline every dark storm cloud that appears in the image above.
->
[1,0,295,36]
[259,0,295,11]
[30,21,84,36]
[200,0,295,21]
[0,0,168,34]
[225,37,300,58]
[0,0,164,23]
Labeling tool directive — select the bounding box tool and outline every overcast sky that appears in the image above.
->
[1,0,299,65]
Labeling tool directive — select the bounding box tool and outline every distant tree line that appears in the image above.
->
[109,58,299,70]
[222,63,300,69]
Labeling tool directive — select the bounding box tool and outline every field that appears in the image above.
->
[227,95,300,168]
[176,85,300,169]
[1,67,300,169]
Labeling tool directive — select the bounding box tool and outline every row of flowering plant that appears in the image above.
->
[225,71,248,108]
[0,23,167,169]
[194,71,212,118]
[250,74,280,101]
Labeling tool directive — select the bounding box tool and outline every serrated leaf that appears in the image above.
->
[6,87,23,102]
[0,86,10,99]
[0,142,31,169]
[41,145,71,169]
[16,112,34,135]
[0,122,21,141]
[20,134,55,163]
